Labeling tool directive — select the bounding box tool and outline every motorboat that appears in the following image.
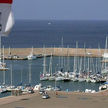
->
[27,54,36,60]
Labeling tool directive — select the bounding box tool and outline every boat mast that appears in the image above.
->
[73,41,78,74]
[29,63,31,84]
[3,45,5,85]
[66,45,70,72]
[105,37,108,69]
[49,53,53,76]
[31,46,34,55]
[83,43,86,72]
[21,67,23,83]
[105,37,108,54]
[3,70,5,85]
[43,45,47,76]
[87,55,90,74]
[61,37,64,71]
[98,44,102,73]
[3,45,4,64]
[10,65,13,86]
[9,46,11,56]
[79,56,82,76]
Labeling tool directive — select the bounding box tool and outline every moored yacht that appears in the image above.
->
[27,46,37,60]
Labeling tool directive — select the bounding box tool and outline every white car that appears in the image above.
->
[42,94,50,99]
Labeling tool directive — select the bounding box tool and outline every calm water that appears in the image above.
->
[2,20,108,48]
[0,57,101,98]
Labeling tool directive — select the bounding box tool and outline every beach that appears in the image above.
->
[0,91,108,108]
[4,48,105,57]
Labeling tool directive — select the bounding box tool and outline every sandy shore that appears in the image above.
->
[0,90,108,108]
[3,48,105,57]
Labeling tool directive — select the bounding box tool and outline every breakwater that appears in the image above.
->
[3,48,105,57]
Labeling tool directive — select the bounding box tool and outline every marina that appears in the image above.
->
[0,54,105,98]
[0,37,108,98]
[0,0,108,107]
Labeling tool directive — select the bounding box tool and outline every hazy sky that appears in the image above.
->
[13,0,108,20]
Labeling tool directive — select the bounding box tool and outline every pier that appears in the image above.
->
[3,48,105,58]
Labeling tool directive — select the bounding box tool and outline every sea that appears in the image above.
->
[0,20,108,98]
[2,20,108,48]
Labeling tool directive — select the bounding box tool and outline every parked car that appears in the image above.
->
[42,94,50,99]
[39,89,45,95]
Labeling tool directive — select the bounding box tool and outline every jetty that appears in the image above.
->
[3,48,105,58]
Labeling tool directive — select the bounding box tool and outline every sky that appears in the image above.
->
[13,0,108,20]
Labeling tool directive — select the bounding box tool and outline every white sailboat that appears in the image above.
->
[6,65,15,92]
[102,37,108,74]
[48,53,55,81]
[78,57,85,82]
[27,46,37,60]
[71,42,78,82]
[40,47,48,81]
[55,38,65,81]
[63,46,71,81]
[0,39,8,71]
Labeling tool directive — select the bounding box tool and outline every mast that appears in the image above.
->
[87,55,90,74]
[3,70,5,85]
[79,56,82,76]
[43,45,47,75]
[31,46,33,55]
[73,41,78,74]
[21,67,23,83]
[66,45,70,72]
[58,46,61,70]
[105,37,108,54]
[98,44,102,73]
[9,46,11,56]
[61,37,64,70]
[29,63,31,84]
[104,37,107,71]
[2,45,4,64]
[10,64,13,86]
[49,53,53,76]
[83,43,86,72]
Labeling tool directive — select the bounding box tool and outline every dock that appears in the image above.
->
[3,48,104,58]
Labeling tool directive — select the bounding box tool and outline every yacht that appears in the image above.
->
[27,46,37,60]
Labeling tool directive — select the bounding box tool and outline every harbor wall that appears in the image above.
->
[3,48,105,57]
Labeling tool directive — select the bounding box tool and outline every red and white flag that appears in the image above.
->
[0,0,14,36]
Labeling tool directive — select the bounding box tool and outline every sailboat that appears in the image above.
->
[0,42,8,71]
[6,65,15,92]
[78,56,85,82]
[27,46,37,60]
[55,38,65,81]
[40,48,49,81]
[101,37,108,74]
[63,46,71,82]
[71,42,78,82]
[48,53,55,80]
